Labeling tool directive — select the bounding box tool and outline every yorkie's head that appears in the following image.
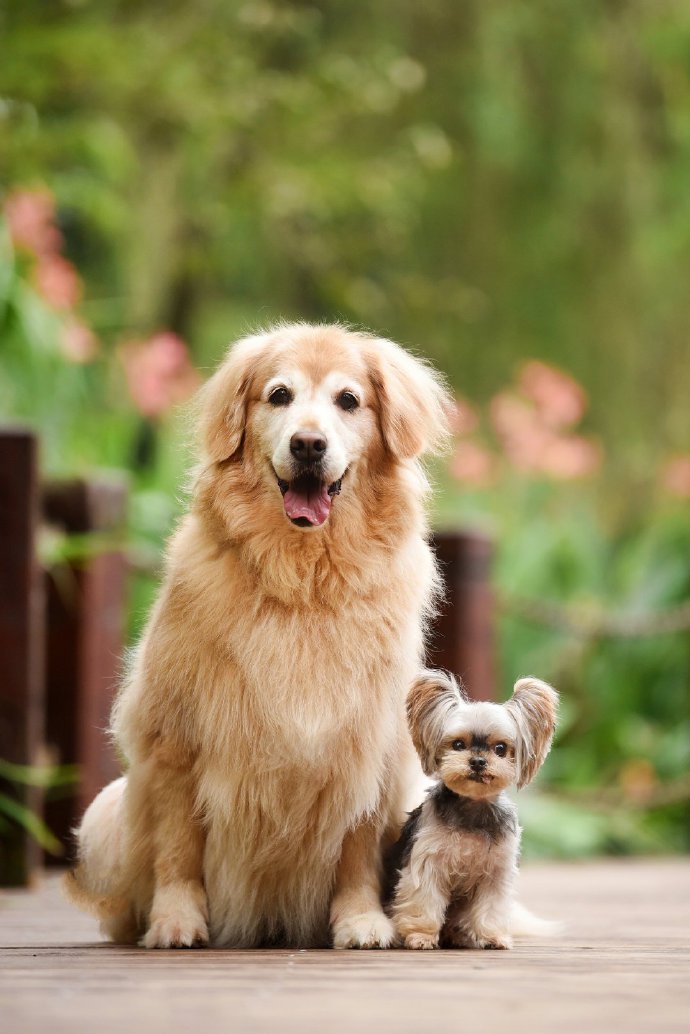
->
[407,671,558,800]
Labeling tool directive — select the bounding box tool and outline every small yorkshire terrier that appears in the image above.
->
[387,670,558,950]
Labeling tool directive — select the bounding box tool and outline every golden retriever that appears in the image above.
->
[65,322,451,948]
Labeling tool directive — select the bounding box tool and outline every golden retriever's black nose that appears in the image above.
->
[290,431,327,463]
[469,756,487,771]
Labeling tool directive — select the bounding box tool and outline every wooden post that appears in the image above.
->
[42,477,126,859]
[429,531,495,701]
[0,429,45,885]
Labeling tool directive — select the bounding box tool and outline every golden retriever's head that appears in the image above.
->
[197,323,450,531]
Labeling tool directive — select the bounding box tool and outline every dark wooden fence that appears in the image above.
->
[0,427,495,886]
[428,532,495,702]
[0,429,125,885]
[0,431,44,884]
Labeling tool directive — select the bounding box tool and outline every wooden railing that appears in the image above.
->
[0,429,125,885]
[428,532,495,702]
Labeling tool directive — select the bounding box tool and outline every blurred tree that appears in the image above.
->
[2,0,690,492]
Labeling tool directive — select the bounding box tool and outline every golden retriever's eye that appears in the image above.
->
[494,743,507,757]
[451,739,466,751]
[335,390,359,412]
[268,386,292,407]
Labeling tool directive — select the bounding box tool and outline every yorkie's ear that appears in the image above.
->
[407,670,466,776]
[504,677,558,789]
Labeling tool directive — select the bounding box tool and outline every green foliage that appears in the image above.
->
[2,1,690,468]
[0,760,79,854]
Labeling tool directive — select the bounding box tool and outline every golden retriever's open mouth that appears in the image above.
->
[275,471,344,528]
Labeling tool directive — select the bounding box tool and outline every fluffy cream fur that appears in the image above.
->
[65,322,451,949]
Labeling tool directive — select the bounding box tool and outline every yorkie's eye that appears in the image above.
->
[268,386,292,407]
[494,742,507,757]
[335,390,359,412]
[451,739,466,751]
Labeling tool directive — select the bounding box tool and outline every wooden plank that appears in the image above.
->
[0,860,688,1034]
[76,548,126,813]
[429,532,495,700]
[42,567,80,856]
[0,429,45,885]
[42,478,126,857]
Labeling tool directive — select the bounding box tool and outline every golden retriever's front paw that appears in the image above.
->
[332,911,395,949]
[404,932,438,950]
[142,913,209,949]
[142,881,209,949]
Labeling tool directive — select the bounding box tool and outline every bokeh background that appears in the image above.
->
[1,0,689,858]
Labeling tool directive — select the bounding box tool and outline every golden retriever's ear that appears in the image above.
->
[365,337,452,460]
[197,334,266,462]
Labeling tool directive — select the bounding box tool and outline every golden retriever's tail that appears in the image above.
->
[62,866,140,943]
[62,866,127,918]
[62,776,142,943]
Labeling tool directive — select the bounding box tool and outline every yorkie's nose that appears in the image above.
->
[290,431,328,464]
[469,756,487,771]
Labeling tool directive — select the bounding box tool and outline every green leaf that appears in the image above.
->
[0,793,63,854]
[0,758,80,788]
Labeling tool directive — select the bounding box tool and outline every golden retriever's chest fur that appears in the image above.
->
[215,588,414,750]
[168,513,433,759]
[191,543,428,791]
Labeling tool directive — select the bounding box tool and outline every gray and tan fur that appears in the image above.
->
[388,670,558,950]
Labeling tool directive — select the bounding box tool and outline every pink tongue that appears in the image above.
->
[284,483,333,526]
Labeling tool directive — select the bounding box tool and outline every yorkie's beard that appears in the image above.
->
[443,771,512,801]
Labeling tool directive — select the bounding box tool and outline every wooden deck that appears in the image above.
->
[1,859,689,1034]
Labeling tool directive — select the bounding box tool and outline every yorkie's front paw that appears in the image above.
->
[404,932,439,950]
[332,910,395,949]
[481,936,512,950]
[472,931,513,951]
[450,928,513,950]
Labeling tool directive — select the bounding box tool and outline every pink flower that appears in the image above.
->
[33,254,82,309]
[4,189,62,257]
[60,318,99,363]
[450,441,497,488]
[120,332,201,418]
[661,455,690,499]
[518,360,587,429]
[490,390,601,479]
[490,392,551,471]
[448,396,479,436]
[490,391,536,438]
[540,435,602,480]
